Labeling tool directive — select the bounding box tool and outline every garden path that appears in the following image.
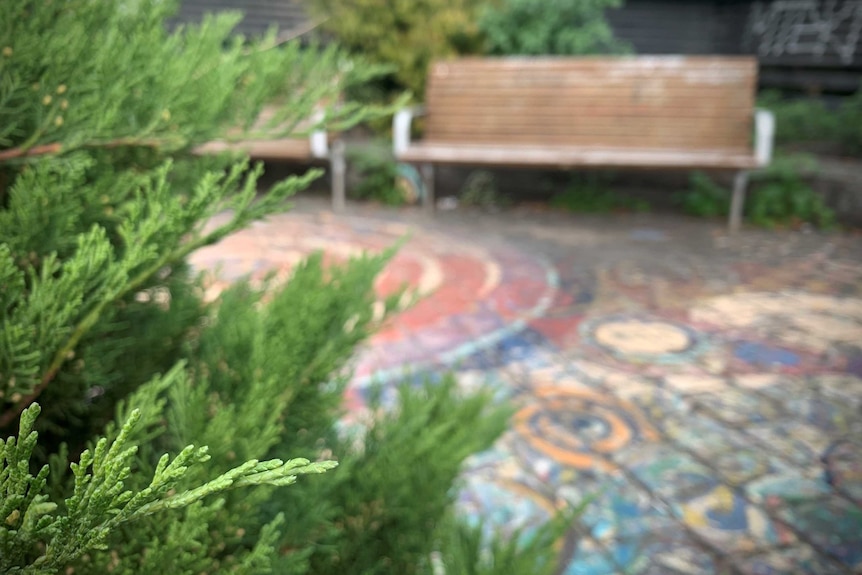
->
[190,198,862,575]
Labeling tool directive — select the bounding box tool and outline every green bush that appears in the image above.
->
[347,141,406,205]
[836,88,862,154]
[550,174,649,213]
[478,0,628,56]
[460,170,511,210]
[306,0,485,95]
[759,87,862,155]
[679,171,731,218]
[747,155,836,229]
[305,0,628,101]
[680,156,835,229]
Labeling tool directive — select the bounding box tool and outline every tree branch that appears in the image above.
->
[0,217,245,429]
[0,137,187,162]
[242,18,327,56]
[0,142,63,161]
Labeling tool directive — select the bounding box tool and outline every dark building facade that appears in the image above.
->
[606,0,862,94]
[170,0,310,39]
[174,0,862,94]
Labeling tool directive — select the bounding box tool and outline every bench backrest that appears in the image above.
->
[424,56,758,153]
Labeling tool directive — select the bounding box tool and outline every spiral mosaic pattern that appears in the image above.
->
[515,387,658,472]
[190,211,557,388]
[191,205,862,575]
[580,315,709,365]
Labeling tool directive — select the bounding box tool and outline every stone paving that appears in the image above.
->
[190,199,862,575]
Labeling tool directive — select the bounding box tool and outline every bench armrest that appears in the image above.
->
[754,108,775,167]
[310,109,330,159]
[393,106,426,157]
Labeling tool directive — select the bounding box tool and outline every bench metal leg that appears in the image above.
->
[331,140,346,213]
[729,170,749,234]
[421,163,435,214]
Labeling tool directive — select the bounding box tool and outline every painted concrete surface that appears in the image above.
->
[190,200,862,575]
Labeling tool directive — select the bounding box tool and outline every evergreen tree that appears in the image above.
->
[0,0,580,575]
[1,2,526,574]
[0,1,391,572]
[0,0,372,443]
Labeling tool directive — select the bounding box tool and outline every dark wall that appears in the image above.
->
[171,0,861,94]
[170,0,309,39]
[608,0,862,94]
[607,0,737,55]
[740,0,862,93]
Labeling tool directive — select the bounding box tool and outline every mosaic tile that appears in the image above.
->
[739,545,851,575]
[191,207,862,574]
[745,421,832,468]
[664,374,730,395]
[617,527,724,575]
[692,388,784,427]
[745,469,832,504]
[818,374,862,409]
[821,438,862,502]
[768,495,862,570]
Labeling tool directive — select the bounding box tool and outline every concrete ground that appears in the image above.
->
[190,197,862,575]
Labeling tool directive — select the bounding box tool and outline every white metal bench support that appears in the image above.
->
[330,140,346,213]
[421,163,435,214]
[728,109,775,233]
[394,107,425,156]
[729,170,749,234]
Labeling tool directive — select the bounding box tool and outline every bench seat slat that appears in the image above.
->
[399,143,758,170]
[194,138,312,160]
[424,56,757,153]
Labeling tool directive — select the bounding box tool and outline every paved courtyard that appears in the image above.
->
[190,198,862,575]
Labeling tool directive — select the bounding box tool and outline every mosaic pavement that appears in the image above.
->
[190,202,862,575]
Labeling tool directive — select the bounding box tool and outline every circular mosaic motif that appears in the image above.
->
[594,320,691,355]
[515,387,657,471]
[190,211,557,390]
[580,315,707,365]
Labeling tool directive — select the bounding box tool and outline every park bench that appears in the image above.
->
[195,107,347,211]
[393,56,775,232]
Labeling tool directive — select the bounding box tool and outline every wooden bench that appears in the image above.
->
[393,56,775,232]
[195,107,347,211]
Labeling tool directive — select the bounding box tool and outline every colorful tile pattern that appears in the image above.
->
[190,205,862,574]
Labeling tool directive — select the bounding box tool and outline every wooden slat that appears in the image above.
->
[422,134,750,153]
[194,138,312,160]
[400,143,758,169]
[425,91,754,108]
[427,116,752,133]
[427,67,756,91]
[427,73,757,90]
[425,94,754,110]
[426,77,757,93]
[194,105,318,160]
[430,55,756,72]
[425,124,752,150]
[420,56,758,153]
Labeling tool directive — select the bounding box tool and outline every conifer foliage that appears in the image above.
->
[0,2,526,574]
[0,0,361,434]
